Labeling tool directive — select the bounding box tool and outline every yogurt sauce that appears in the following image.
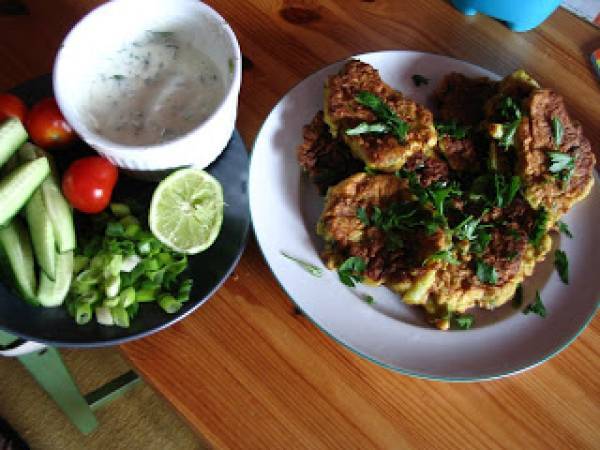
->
[83,31,225,146]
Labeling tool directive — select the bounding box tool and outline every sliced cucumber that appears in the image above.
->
[25,189,56,280]
[0,218,37,303]
[42,176,76,253]
[19,143,76,253]
[37,250,73,307]
[0,118,28,169]
[0,157,50,226]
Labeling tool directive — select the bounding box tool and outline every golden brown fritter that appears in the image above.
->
[435,72,498,126]
[515,89,595,223]
[323,60,437,171]
[317,173,447,286]
[296,111,363,194]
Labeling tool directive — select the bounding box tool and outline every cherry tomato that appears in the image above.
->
[26,97,74,149]
[62,156,118,213]
[0,93,27,123]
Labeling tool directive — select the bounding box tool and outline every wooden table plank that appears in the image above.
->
[1,1,598,448]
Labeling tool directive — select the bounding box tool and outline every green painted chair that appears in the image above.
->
[0,330,140,435]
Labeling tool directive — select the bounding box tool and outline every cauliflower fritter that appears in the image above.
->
[324,60,437,171]
[515,89,595,223]
[297,111,363,194]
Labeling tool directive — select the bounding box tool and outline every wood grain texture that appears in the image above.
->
[1,1,599,449]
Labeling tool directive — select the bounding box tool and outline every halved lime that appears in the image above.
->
[149,168,224,255]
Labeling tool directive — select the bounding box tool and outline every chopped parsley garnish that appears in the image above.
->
[110,74,125,80]
[363,294,375,304]
[353,91,410,143]
[548,151,575,185]
[452,313,474,330]
[529,208,548,247]
[469,173,521,208]
[435,120,469,139]
[500,119,521,148]
[424,248,459,266]
[364,165,378,175]
[551,116,564,148]
[337,256,366,287]
[411,74,429,86]
[475,260,498,284]
[523,290,546,317]
[470,229,491,255]
[558,221,573,238]
[497,97,522,148]
[346,122,389,136]
[554,249,569,284]
[454,215,481,241]
[356,207,370,226]
[385,233,404,251]
[512,284,523,308]
[281,252,323,277]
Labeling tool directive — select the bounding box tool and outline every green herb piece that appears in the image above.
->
[346,122,389,136]
[558,221,573,238]
[512,284,523,309]
[363,294,375,304]
[337,256,366,287]
[411,74,429,86]
[551,116,564,148]
[500,119,521,148]
[523,290,546,317]
[499,96,521,121]
[356,207,370,226]
[364,165,378,175]
[470,230,491,255]
[385,233,404,251]
[281,251,323,277]
[506,175,521,205]
[475,260,498,285]
[452,314,474,330]
[424,249,459,266]
[547,151,575,185]
[355,91,410,143]
[147,30,174,37]
[454,215,480,241]
[554,249,569,284]
[529,208,549,247]
[110,74,125,81]
[436,120,470,139]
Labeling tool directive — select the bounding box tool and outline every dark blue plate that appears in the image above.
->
[0,75,250,347]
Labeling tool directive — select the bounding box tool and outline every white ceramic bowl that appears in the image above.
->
[53,0,241,171]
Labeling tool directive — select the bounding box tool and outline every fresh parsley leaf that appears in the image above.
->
[551,116,564,148]
[427,182,461,218]
[363,294,375,304]
[500,119,521,148]
[475,260,498,285]
[110,74,125,80]
[548,151,575,186]
[470,230,491,255]
[337,256,367,287]
[356,207,370,226]
[346,122,389,136]
[281,252,324,277]
[512,284,523,308]
[355,91,410,143]
[435,120,469,139]
[547,151,574,174]
[529,208,548,247]
[385,233,404,251]
[558,221,573,239]
[499,96,521,121]
[506,175,521,205]
[554,249,569,284]
[411,74,429,86]
[424,249,459,266]
[454,215,480,241]
[523,290,546,317]
[452,314,474,330]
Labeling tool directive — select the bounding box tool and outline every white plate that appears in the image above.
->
[249,50,600,381]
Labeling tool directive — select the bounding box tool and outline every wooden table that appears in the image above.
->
[2,1,599,448]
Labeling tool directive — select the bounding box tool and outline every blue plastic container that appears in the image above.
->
[451,0,561,32]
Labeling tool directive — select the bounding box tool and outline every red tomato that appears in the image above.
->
[26,98,74,149]
[0,93,27,123]
[62,156,118,213]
